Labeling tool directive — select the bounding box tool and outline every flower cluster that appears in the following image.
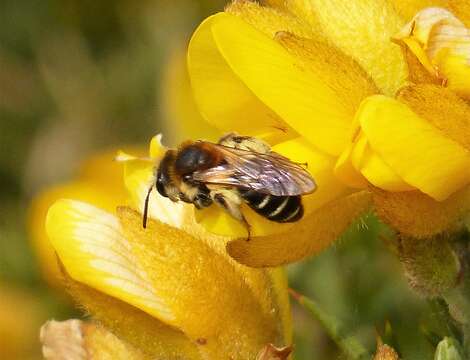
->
[186,0,470,249]
[38,0,470,358]
[40,136,291,359]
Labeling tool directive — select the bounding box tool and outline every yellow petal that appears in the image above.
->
[394,7,462,45]
[181,218,292,345]
[188,12,378,155]
[350,132,415,192]
[390,0,470,27]
[274,31,379,132]
[394,7,470,98]
[334,141,370,189]
[187,14,294,144]
[432,29,470,98]
[227,191,372,267]
[267,268,292,344]
[390,1,446,21]
[65,278,199,359]
[83,322,150,360]
[356,147,414,192]
[161,47,221,145]
[452,1,470,26]
[373,185,470,237]
[118,207,285,358]
[226,0,317,38]
[334,120,369,189]
[29,181,127,286]
[397,84,470,151]
[274,0,323,35]
[149,134,167,159]
[336,122,414,192]
[121,157,186,228]
[29,148,132,286]
[46,199,175,323]
[395,39,442,85]
[358,95,470,201]
[335,122,414,191]
[196,137,348,237]
[288,0,407,95]
[209,13,362,155]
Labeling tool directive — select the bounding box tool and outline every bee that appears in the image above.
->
[143,133,316,236]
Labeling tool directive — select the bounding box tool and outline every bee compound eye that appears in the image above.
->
[156,175,168,197]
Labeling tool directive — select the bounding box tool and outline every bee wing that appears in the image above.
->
[192,145,316,196]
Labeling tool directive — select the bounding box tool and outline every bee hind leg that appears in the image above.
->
[210,189,251,241]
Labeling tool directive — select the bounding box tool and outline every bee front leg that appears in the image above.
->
[193,191,213,209]
[210,189,251,241]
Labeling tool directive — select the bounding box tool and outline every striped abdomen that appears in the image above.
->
[239,189,303,223]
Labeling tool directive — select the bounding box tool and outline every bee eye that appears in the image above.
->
[156,173,168,197]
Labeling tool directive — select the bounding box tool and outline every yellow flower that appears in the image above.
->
[28,149,133,285]
[184,0,470,265]
[393,7,470,97]
[43,136,292,359]
[160,46,221,145]
[41,320,292,360]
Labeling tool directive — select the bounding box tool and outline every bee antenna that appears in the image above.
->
[143,186,153,229]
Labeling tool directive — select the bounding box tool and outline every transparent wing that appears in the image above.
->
[192,144,316,196]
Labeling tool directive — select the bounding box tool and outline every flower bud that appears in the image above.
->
[398,233,461,297]
[393,7,470,99]
[256,344,292,360]
[434,337,464,360]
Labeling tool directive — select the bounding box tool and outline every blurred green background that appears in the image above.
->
[0,1,443,359]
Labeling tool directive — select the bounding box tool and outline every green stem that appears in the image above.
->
[289,289,369,360]
[427,298,461,343]
[463,325,470,356]
[442,235,470,357]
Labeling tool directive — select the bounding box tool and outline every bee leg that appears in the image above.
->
[193,191,212,209]
[242,216,251,241]
[217,132,239,145]
[219,133,271,154]
[210,189,251,241]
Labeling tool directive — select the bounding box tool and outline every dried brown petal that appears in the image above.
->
[256,343,293,360]
[374,343,400,360]
[41,320,87,360]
